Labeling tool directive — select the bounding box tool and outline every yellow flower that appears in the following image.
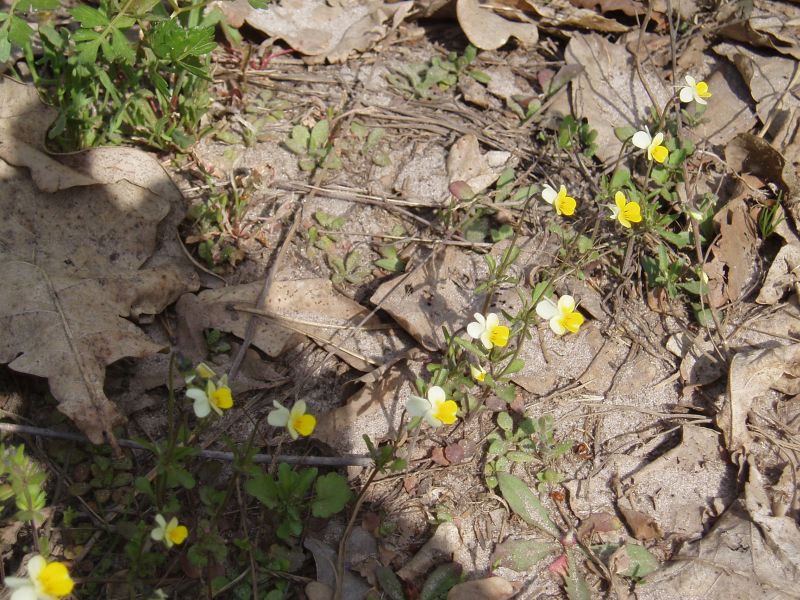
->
[268,400,316,439]
[467,312,510,349]
[631,127,668,163]
[151,514,189,548]
[186,375,233,418]
[541,184,577,216]
[4,555,75,599]
[608,191,642,228]
[470,364,487,382]
[407,386,458,427]
[679,75,711,105]
[535,295,585,335]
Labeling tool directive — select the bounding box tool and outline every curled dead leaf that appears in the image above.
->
[456,0,538,50]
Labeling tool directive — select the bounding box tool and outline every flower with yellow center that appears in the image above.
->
[608,191,642,228]
[470,364,487,382]
[267,400,316,439]
[4,555,75,599]
[407,386,458,427]
[467,312,510,350]
[541,184,577,216]
[679,75,711,105]
[150,514,189,549]
[631,127,668,163]
[535,295,585,335]
[186,375,233,418]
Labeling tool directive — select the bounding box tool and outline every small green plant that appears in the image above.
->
[0,443,47,524]
[349,121,391,167]
[284,118,342,172]
[376,563,463,600]
[244,463,352,540]
[558,115,598,159]
[387,44,489,98]
[758,198,784,240]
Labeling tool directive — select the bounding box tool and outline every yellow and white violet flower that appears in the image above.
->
[470,364,487,382]
[679,75,711,105]
[541,184,577,216]
[631,127,668,163]
[608,191,642,228]
[4,555,75,600]
[268,400,317,439]
[535,295,585,335]
[407,385,458,427]
[186,375,233,418]
[467,312,510,350]
[150,514,189,549]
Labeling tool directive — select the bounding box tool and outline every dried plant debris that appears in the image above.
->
[0,80,196,444]
[456,0,539,51]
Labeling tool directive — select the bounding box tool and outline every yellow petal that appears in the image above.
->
[651,145,668,163]
[38,561,74,597]
[433,400,458,425]
[211,386,233,410]
[614,191,627,211]
[292,414,317,437]
[696,81,711,97]
[488,325,510,347]
[168,525,188,545]
[561,311,585,333]
[623,202,642,224]
[557,194,576,216]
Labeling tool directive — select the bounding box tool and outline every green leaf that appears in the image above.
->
[564,549,590,600]
[350,121,368,138]
[311,473,352,518]
[491,539,559,571]
[497,472,559,536]
[375,256,406,273]
[420,563,462,600]
[610,166,631,189]
[497,411,513,431]
[109,27,135,64]
[70,5,109,27]
[18,0,60,9]
[76,38,102,64]
[503,358,525,375]
[496,168,515,189]
[309,119,330,154]
[376,567,406,600]
[453,336,486,359]
[616,544,659,579]
[614,126,636,142]
[366,127,384,148]
[505,451,537,463]
[0,37,10,63]
[469,69,491,84]
[245,473,279,509]
[7,16,33,48]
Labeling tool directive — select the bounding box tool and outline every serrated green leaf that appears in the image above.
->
[311,472,352,518]
[420,562,461,600]
[76,38,101,64]
[70,5,109,27]
[7,16,33,48]
[245,473,279,509]
[497,472,559,536]
[109,27,135,64]
[491,539,559,571]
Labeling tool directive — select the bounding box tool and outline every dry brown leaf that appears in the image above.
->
[447,576,515,600]
[724,133,798,202]
[371,247,486,351]
[0,82,194,444]
[447,134,511,195]
[244,0,412,63]
[552,33,671,162]
[757,243,800,304]
[577,512,623,541]
[398,522,462,581]
[456,0,539,50]
[719,343,800,455]
[637,464,800,599]
[718,0,800,60]
[705,196,761,308]
[525,0,630,33]
[714,43,800,154]
[618,506,663,541]
[177,279,410,372]
[304,537,371,599]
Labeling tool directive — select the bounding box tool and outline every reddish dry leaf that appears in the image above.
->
[618,506,663,541]
[431,446,450,466]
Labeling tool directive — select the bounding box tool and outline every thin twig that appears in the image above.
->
[0,422,373,466]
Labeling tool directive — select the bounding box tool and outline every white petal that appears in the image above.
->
[607,203,620,219]
[151,527,165,541]
[535,298,557,320]
[631,130,651,149]
[193,397,211,418]
[407,395,431,418]
[679,86,694,103]
[652,132,664,147]
[11,587,38,600]
[480,331,492,349]
[290,400,307,418]
[684,75,696,86]
[155,514,167,528]
[185,388,207,403]
[4,577,30,589]
[287,421,299,439]
[557,295,576,314]
[267,407,289,427]
[549,316,567,335]
[424,412,442,427]
[26,556,45,579]
[466,322,483,339]
[427,386,446,404]
[485,313,499,330]
[541,184,557,204]
[695,94,707,105]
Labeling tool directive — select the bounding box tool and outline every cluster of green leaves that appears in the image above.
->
[0,443,47,524]
[377,563,463,600]
[348,121,391,167]
[215,89,290,148]
[484,413,572,489]
[245,463,352,540]
[3,0,226,150]
[558,115,598,159]
[306,211,372,286]
[285,118,342,172]
[387,44,489,98]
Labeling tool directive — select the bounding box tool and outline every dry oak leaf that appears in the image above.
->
[524,0,631,33]
[456,0,539,50]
